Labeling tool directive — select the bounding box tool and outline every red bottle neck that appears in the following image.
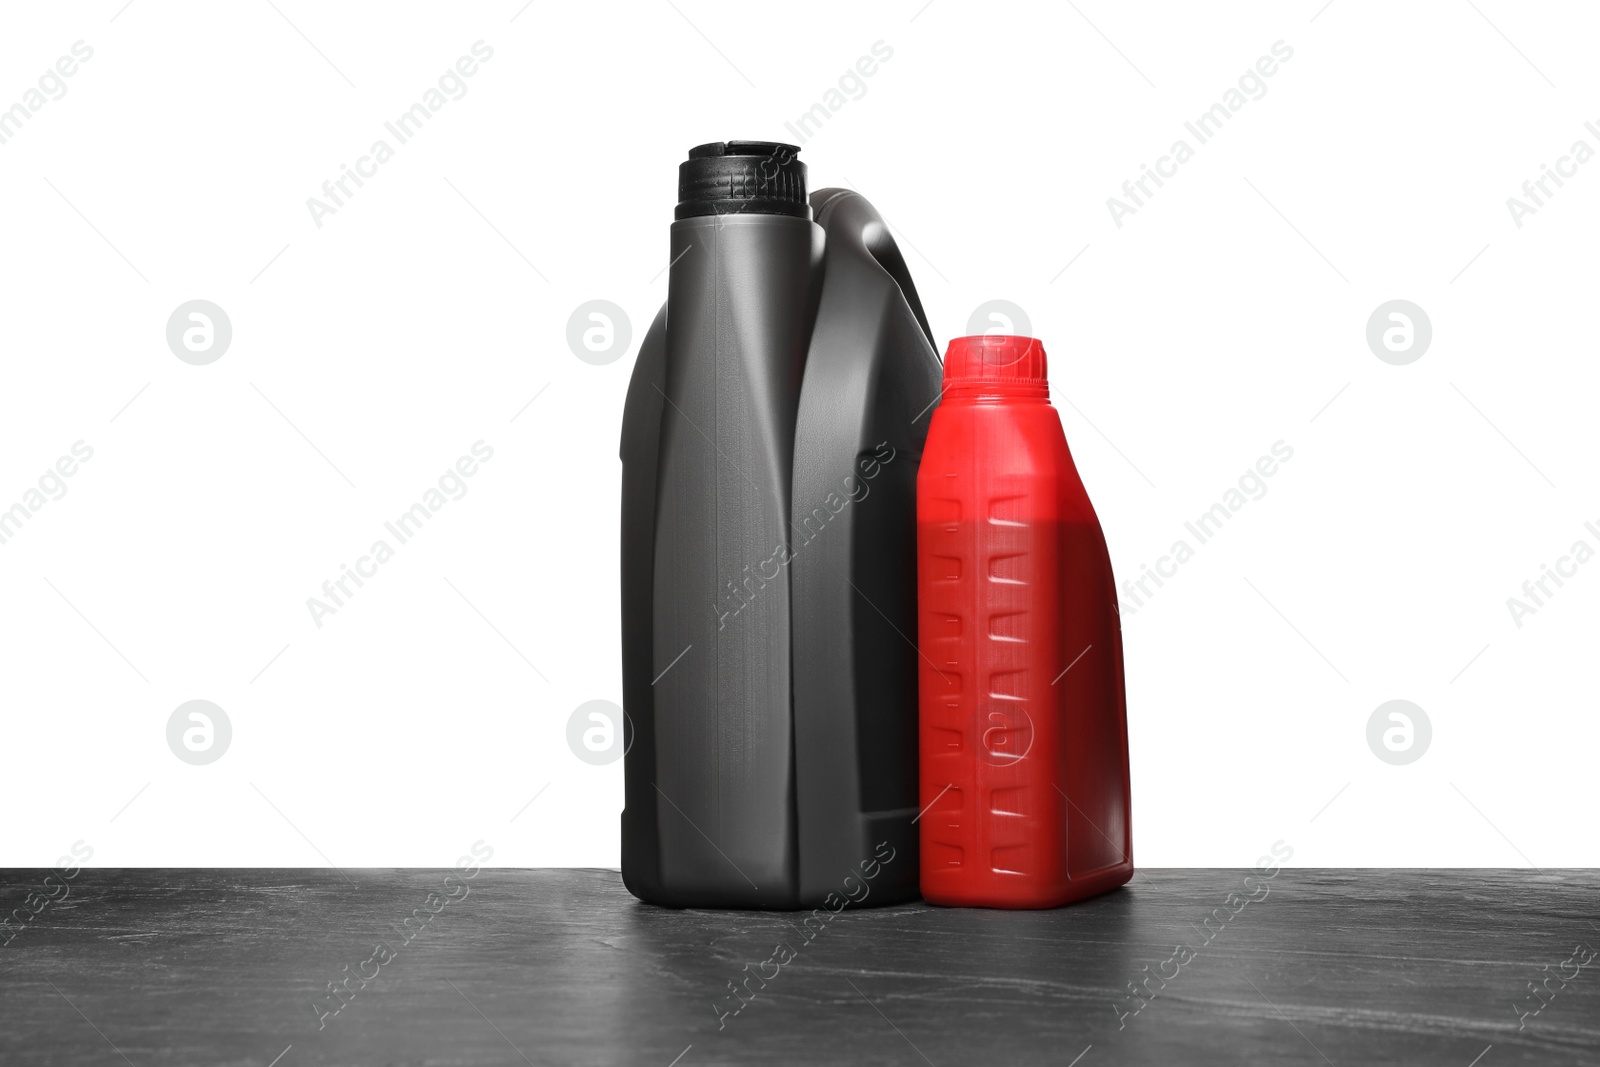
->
[940,381,1050,403]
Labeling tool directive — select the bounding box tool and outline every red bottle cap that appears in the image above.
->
[942,335,1048,393]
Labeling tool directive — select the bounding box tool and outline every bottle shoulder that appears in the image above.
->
[918,401,1100,524]
[920,401,1069,468]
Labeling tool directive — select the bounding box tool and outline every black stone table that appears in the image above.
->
[1,869,1596,1065]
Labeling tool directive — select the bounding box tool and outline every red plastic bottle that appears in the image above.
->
[917,335,1134,908]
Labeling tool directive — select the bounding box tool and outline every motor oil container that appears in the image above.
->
[916,335,1134,908]
[620,141,941,908]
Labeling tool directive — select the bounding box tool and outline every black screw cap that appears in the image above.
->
[676,141,809,220]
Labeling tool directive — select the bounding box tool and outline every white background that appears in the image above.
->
[1,0,1595,870]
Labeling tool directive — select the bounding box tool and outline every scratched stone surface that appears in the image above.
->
[0,869,1596,1066]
